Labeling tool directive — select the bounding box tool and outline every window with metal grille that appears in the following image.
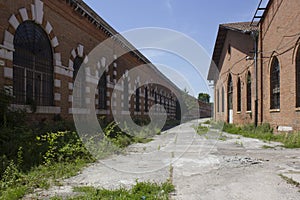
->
[227,74,233,110]
[144,86,148,112]
[247,72,252,111]
[270,57,280,109]
[98,72,106,109]
[221,87,224,112]
[73,56,85,107]
[123,77,129,110]
[135,86,140,112]
[237,77,241,112]
[13,21,53,106]
[296,47,300,107]
[217,89,219,112]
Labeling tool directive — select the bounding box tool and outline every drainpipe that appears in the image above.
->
[251,30,259,127]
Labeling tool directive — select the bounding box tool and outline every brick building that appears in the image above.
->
[0,0,182,123]
[208,0,300,131]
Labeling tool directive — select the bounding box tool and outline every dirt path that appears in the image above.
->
[24,119,300,199]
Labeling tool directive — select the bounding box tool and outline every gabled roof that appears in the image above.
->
[207,22,258,81]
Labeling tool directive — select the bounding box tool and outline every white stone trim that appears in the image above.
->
[55,66,72,77]
[71,49,76,59]
[54,79,61,87]
[68,95,73,102]
[69,108,90,114]
[68,82,73,90]
[106,91,110,97]
[4,67,13,79]
[121,111,130,115]
[86,75,99,85]
[85,86,90,93]
[34,0,44,24]
[85,98,91,104]
[106,100,110,106]
[96,110,107,115]
[107,83,114,89]
[77,44,84,57]
[45,21,52,34]
[68,59,74,70]
[54,53,62,66]
[3,31,14,50]
[51,37,59,48]
[31,4,36,21]
[9,14,19,30]
[54,93,61,101]
[36,106,61,114]
[0,49,13,61]
[19,8,28,21]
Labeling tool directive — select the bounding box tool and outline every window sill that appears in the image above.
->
[236,111,241,114]
[246,110,252,113]
[10,104,61,114]
[270,109,280,113]
[295,107,300,111]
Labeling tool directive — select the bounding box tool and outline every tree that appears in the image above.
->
[198,93,210,103]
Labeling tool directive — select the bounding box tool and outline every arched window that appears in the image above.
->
[123,77,129,110]
[217,89,219,113]
[98,72,106,109]
[144,87,148,112]
[13,21,53,106]
[221,87,224,112]
[270,57,280,109]
[227,74,233,110]
[135,86,140,112]
[296,47,300,107]
[237,77,241,112]
[73,56,85,107]
[247,72,252,111]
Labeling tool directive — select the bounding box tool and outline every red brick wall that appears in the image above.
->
[260,0,300,130]
[215,30,255,124]
[0,0,179,123]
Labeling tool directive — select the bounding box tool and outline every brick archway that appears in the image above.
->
[2,0,61,66]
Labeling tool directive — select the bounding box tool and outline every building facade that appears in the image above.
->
[208,0,300,131]
[0,0,181,123]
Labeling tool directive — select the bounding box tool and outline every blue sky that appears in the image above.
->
[84,0,264,99]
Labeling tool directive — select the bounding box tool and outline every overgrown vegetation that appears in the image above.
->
[56,180,175,200]
[0,91,161,199]
[279,174,300,188]
[195,124,209,135]
[222,123,300,148]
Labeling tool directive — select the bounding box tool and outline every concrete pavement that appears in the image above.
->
[25,119,300,199]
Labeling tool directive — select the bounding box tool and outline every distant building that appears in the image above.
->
[208,0,300,131]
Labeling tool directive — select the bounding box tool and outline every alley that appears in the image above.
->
[26,119,300,200]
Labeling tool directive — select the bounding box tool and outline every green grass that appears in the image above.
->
[54,181,175,200]
[0,159,91,200]
[279,174,300,188]
[222,123,300,148]
[195,124,209,135]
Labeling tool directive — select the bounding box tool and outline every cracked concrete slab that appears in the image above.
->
[24,119,300,200]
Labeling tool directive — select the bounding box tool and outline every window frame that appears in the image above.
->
[270,57,280,110]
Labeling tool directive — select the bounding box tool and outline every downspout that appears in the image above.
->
[251,30,259,127]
